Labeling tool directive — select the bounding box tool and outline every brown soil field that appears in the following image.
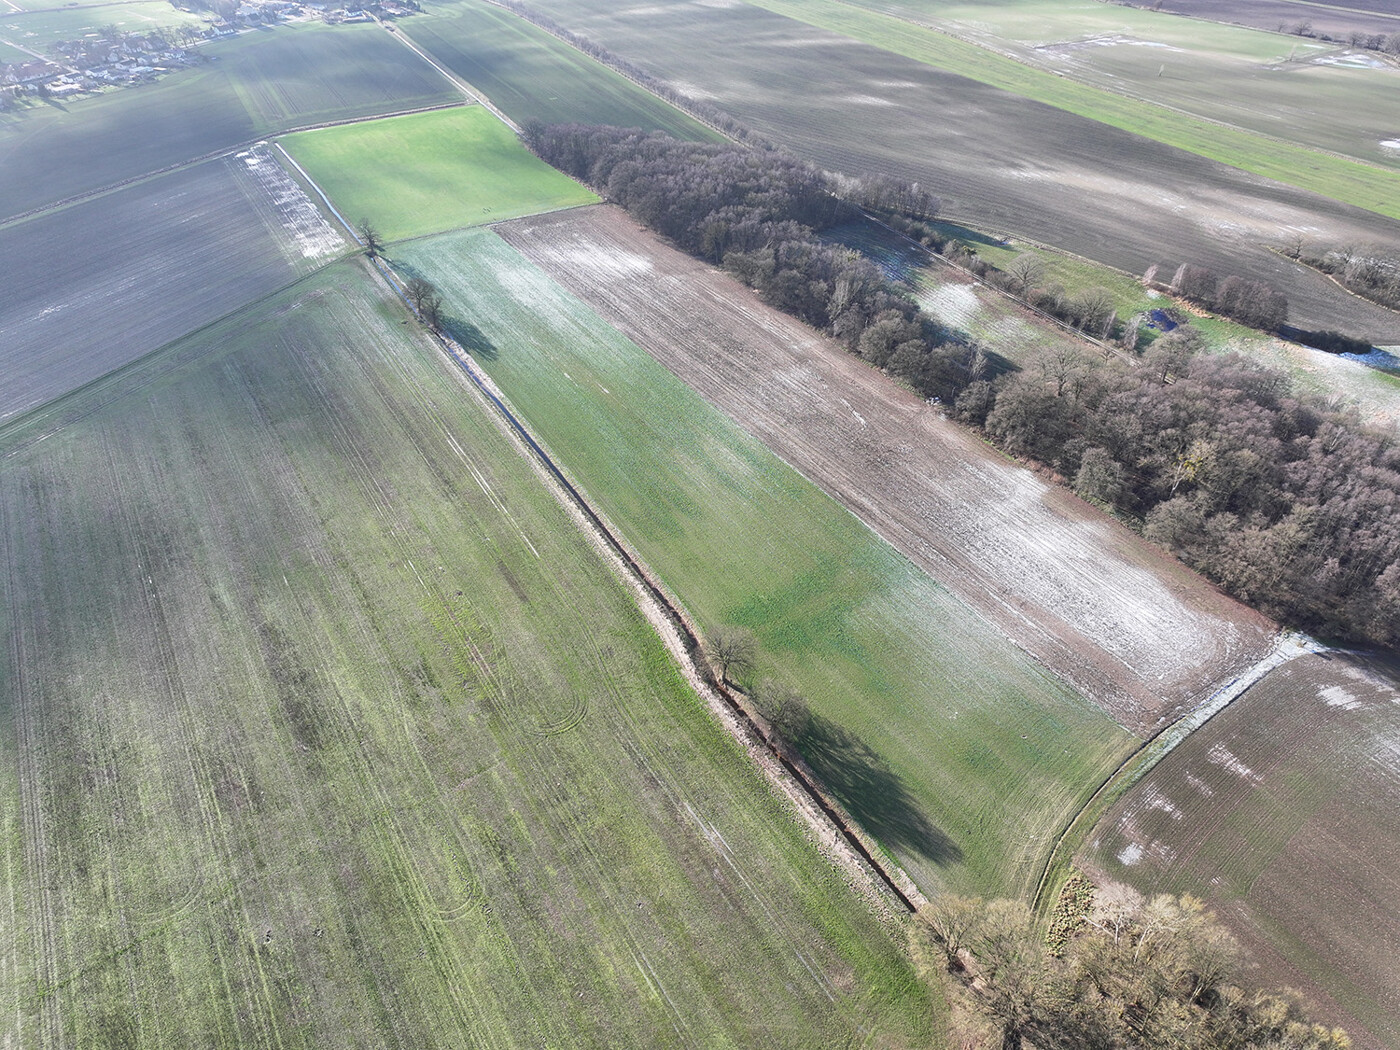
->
[498,205,1277,732]
[522,0,1400,341]
[1130,0,1400,36]
[1081,651,1400,1050]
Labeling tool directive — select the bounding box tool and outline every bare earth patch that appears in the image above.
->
[499,206,1276,732]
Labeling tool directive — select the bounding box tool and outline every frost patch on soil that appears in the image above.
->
[1207,742,1260,783]
[1319,684,1363,710]
[1141,786,1183,819]
[845,94,896,106]
[917,282,982,328]
[1381,140,1400,154]
[547,244,655,280]
[1316,52,1389,69]
[236,145,344,262]
[1182,771,1214,797]
[669,79,720,101]
[1117,842,1144,866]
[1034,34,1180,54]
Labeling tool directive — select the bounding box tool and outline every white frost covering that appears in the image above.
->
[237,145,344,261]
[1206,742,1260,783]
[547,244,654,280]
[1117,842,1144,866]
[1319,684,1363,710]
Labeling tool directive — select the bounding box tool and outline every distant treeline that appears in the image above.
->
[525,125,1400,647]
[957,327,1400,647]
[525,123,979,402]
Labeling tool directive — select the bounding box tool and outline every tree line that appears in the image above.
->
[524,123,981,403]
[956,326,1400,647]
[524,125,1400,648]
[922,884,1349,1049]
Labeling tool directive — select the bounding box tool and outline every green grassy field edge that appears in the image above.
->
[744,0,1400,223]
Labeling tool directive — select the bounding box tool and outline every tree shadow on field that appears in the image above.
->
[799,715,962,868]
[441,314,497,360]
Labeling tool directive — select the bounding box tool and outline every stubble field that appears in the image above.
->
[1082,652,1400,1050]
[517,0,1400,340]
[0,152,343,424]
[499,206,1276,732]
[0,21,458,221]
[395,225,1138,900]
[281,105,597,241]
[0,261,937,1048]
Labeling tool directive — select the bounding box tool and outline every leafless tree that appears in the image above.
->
[703,626,757,686]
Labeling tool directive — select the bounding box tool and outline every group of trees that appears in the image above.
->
[955,326,1400,646]
[1298,243,1400,315]
[523,125,1400,646]
[701,626,811,755]
[1162,265,1290,332]
[525,123,982,403]
[921,888,1349,1049]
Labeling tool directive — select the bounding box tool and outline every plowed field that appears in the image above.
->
[498,206,1276,732]
[1082,652,1400,1050]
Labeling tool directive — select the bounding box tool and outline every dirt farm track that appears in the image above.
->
[500,206,1276,732]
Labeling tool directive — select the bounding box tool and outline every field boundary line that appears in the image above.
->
[369,255,923,916]
[0,263,349,453]
[0,101,469,230]
[1029,630,1325,914]
[376,16,521,133]
[272,141,360,242]
[475,0,743,144]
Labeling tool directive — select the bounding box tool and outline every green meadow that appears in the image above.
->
[281,105,597,241]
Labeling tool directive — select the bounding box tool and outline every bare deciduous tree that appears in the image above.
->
[703,626,757,686]
[358,219,383,257]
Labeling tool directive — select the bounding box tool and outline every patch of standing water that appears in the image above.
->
[1342,346,1400,374]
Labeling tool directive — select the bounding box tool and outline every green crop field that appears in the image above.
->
[0,2,203,48]
[836,0,1400,172]
[744,0,1400,222]
[282,105,597,241]
[0,260,938,1048]
[1082,653,1400,1048]
[393,228,1134,900]
[0,21,458,221]
[402,0,720,139]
